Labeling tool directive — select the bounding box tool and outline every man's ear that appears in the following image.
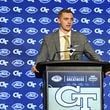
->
[57,18,60,24]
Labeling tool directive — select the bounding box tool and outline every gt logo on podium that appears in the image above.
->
[55,86,97,110]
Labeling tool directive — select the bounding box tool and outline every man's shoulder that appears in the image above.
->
[72,31,86,38]
[45,31,59,39]
[72,31,84,35]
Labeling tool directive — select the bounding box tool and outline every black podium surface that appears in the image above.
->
[37,60,110,74]
[37,61,110,110]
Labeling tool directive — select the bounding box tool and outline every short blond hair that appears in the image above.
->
[58,9,74,18]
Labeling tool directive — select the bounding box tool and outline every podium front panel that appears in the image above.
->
[44,66,102,110]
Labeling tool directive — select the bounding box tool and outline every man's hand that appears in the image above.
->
[31,65,39,73]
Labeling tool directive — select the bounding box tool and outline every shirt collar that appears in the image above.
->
[59,30,71,37]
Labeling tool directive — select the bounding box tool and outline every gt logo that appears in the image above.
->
[55,86,97,110]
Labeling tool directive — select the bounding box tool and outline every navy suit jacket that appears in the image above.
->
[35,30,102,64]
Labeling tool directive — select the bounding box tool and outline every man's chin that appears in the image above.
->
[65,29,71,32]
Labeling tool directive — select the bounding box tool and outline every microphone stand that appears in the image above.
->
[52,46,76,61]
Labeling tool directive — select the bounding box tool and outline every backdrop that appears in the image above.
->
[0,0,110,110]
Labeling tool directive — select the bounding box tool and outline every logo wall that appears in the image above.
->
[0,0,110,110]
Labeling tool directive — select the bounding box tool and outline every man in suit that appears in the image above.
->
[32,9,102,73]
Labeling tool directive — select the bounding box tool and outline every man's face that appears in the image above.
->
[58,12,73,32]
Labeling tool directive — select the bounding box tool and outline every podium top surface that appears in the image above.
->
[36,61,110,76]
[37,60,109,67]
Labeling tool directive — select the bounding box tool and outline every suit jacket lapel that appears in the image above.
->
[53,31,60,60]
[71,31,74,47]
[71,31,78,47]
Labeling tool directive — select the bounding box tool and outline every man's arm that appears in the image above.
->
[31,37,49,74]
[84,37,103,62]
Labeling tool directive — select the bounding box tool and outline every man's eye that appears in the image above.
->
[71,18,73,21]
[63,18,73,21]
[64,18,68,20]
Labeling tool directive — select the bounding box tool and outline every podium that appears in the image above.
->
[37,61,110,110]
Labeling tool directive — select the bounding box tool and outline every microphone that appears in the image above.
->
[52,44,102,61]
[52,45,76,61]
[67,45,76,56]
